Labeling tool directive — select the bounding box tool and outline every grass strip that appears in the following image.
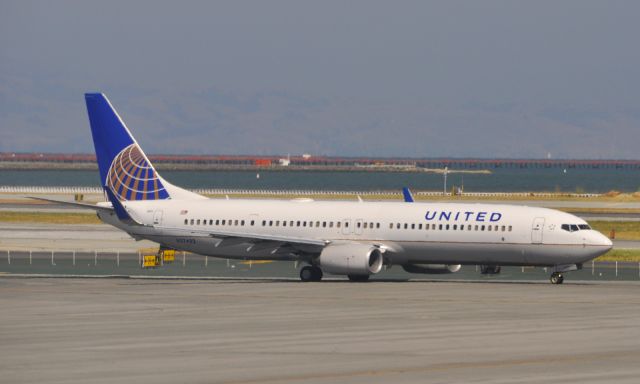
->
[596,248,640,262]
[0,211,100,224]
[588,221,640,240]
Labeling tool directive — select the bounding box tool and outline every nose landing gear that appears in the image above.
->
[550,272,564,284]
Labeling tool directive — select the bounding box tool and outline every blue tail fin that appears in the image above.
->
[85,93,170,201]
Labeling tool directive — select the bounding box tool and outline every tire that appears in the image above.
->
[311,267,323,282]
[550,273,564,284]
[300,266,314,282]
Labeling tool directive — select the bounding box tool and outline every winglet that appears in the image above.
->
[402,187,414,203]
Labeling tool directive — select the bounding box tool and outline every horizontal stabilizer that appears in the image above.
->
[28,197,114,212]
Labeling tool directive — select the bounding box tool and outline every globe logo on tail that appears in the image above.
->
[106,144,169,201]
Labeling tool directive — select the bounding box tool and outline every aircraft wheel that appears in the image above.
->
[300,266,314,282]
[311,266,323,281]
[300,266,323,282]
[347,274,370,282]
[550,272,564,285]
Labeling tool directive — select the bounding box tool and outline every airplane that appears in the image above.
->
[39,93,613,284]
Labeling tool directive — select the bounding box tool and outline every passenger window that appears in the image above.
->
[336,222,341,228]
[488,225,492,231]
[363,222,368,229]
[190,219,194,225]
[439,224,443,230]
[262,220,266,226]
[215,220,220,225]
[303,221,307,227]
[329,222,334,228]
[508,225,512,232]
[323,222,327,228]
[446,224,450,230]
[184,219,188,225]
[418,224,422,230]
[404,223,408,229]
[250,220,255,226]
[197,219,201,225]
[460,225,464,231]
[468,225,472,230]
[501,225,505,232]
[481,225,485,231]
[235,220,239,226]
[410,224,414,229]
[376,223,380,229]
[345,222,349,228]
[357,222,361,228]
[316,221,320,227]
[475,225,479,231]
[389,223,394,229]
[453,224,457,230]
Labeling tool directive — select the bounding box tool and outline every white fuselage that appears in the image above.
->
[98,198,612,268]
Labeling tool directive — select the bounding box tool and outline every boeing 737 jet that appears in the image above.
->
[40,93,613,284]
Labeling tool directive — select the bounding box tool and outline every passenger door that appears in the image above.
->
[531,217,545,244]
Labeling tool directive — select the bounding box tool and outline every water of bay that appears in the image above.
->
[1,168,638,193]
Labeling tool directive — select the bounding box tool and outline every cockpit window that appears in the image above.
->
[561,224,591,232]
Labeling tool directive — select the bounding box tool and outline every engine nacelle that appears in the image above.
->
[402,264,462,274]
[319,243,384,276]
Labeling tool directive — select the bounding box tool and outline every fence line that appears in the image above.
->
[0,185,601,198]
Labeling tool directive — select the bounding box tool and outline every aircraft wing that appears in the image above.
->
[156,225,329,250]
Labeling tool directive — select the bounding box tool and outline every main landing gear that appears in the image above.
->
[550,272,565,285]
[300,266,323,282]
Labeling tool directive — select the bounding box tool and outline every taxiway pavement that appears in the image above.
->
[1,278,639,384]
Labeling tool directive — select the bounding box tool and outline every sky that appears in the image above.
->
[1,0,640,159]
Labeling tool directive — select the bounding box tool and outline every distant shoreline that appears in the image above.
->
[0,161,491,173]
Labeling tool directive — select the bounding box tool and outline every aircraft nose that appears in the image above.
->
[598,232,613,248]
[590,231,613,253]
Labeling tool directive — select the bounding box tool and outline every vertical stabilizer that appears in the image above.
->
[85,93,205,201]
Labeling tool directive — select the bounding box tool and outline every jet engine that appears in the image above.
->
[402,264,462,274]
[319,243,384,276]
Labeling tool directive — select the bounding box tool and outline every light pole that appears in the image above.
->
[443,166,448,195]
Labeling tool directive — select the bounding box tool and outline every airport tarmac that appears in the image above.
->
[1,278,639,384]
